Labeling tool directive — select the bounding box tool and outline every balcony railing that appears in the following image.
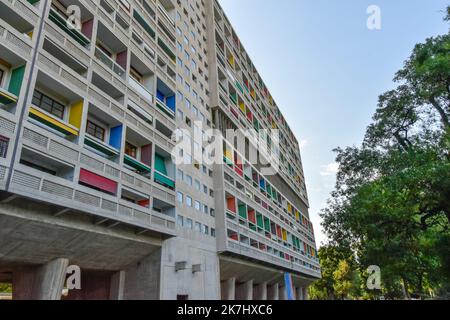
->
[28,105,79,136]
[154,170,175,190]
[124,154,152,175]
[49,7,90,48]
[94,47,126,78]
[0,87,18,106]
[128,76,153,103]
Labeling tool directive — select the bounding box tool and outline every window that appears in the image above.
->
[86,120,105,141]
[177,169,184,180]
[185,175,192,186]
[0,69,4,86]
[130,67,143,83]
[186,196,192,207]
[0,135,9,158]
[186,218,193,229]
[177,191,183,203]
[32,90,65,119]
[194,180,200,191]
[125,142,138,158]
[195,222,201,232]
[211,228,216,238]
[194,200,200,211]
[177,215,184,227]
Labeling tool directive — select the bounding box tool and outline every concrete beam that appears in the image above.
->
[13,258,69,300]
[236,280,253,300]
[253,282,267,300]
[221,277,236,300]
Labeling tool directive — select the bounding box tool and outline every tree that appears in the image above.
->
[318,6,450,299]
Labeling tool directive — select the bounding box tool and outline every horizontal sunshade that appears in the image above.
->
[79,168,117,194]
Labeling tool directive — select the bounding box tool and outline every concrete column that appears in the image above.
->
[292,286,297,300]
[279,284,287,300]
[13,258,69,300]
[236,280,253,300]
[110,271,125,300]
[123,249,162,300]
[221,277,236,300]
[267,283,279,300]
[303,287,309,300]
[253,282,267,300]
[296,287,303,300]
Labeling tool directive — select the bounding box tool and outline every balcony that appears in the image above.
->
[94,21,128,79]
[123,127,152,177]
[94,47,126,79]
[129,52,155,103]
[28,72,84,140]
[0,47,27,113]
[83,103,123,160]
[154,146,175,191]
[155,78,175,118]
[48,1,93,48]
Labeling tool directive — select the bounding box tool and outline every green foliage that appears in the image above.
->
[316,6,450,300]
[0,283,12,293]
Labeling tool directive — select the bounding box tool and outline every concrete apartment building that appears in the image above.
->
[0,0,320,300]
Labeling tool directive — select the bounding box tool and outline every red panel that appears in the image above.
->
[276,225,282,238]
[141,144,152,167]
[248,209,256,224]
[81,19,93,39]
[138,199,150,208]
[79,169,117,194]
[226,197,236,213]
[116,50,128,70]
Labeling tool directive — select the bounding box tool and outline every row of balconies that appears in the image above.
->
[223,175,316,251]
[224,220,321,277]
[222,141,315,237]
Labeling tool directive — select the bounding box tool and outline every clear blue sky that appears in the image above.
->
[218,0,449,246]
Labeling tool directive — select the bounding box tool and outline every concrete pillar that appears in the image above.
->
[296,287,303,300]
[236,280,253,300]
[123,249,161,300]
[292,286,297,300]
[13,258,69,300]
[221,278,236,300]
[110,271,125,300]
[279,284,287,300]
[253,282,267,300]
[303,287,309,300]
[267,283,279,300]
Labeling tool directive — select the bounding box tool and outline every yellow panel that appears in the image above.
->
[224,149,233,161]
[30,106,79,136]
[69,100,84,129]
[239,102,245,113]
[282,229,287,241]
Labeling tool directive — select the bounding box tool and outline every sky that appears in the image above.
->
[218,0,449,247]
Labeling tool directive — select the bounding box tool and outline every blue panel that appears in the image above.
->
[284,273,294,300]
[156,90,165,102]
[166,95,176,112]
[109,125,123,150]
[259,178,265,189]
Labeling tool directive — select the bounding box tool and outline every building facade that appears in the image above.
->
[0,0,320,300]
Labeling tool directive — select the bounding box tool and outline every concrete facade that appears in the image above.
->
[0,0,320,300]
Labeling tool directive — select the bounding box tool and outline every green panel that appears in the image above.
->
[133,10,155,38]
[238,204,247,219]
[235,81,243,94]
[154,154,167,175]
[256,213,264,228]
[158,38,176,62]
[85,137,118,157]
[264,217,271,232]
[124,155,151,173]
[154,171,175,189]
[249,224,257,231]
[49,9,90,47]
[8,65,25,96]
